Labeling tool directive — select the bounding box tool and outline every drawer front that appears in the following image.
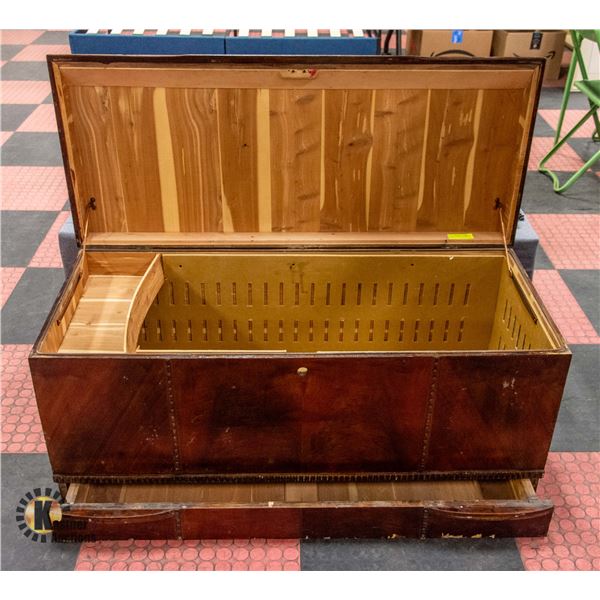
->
[181,506,425,539]
[54,479,553,540]
[180,507,302,539]
[170,356,433,473]
[425,505,554,538]
[54,502,552,541]
[54,509,178,541]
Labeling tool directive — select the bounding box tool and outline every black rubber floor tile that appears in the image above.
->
[534,114,556,137]
[551,345,600,452]
[534,246,554,270]
[1,132,62,166]
[1,104,36,131]
[1,211,56,267]
[33,30,70,45]
[0,60,49,81]
[301,538,523,571]
[1,267,65,344]
[538,88,591,110]
[1,44,23,60]
[521,171,600,214]
[1,453,80,571]
[568,138,600,164]
[560,270,600,333]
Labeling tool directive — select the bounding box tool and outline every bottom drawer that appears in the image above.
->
[54,479,552,541]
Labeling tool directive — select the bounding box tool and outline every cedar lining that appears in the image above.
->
[49,57,542,246]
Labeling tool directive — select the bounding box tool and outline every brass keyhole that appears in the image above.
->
[297,367,308,376]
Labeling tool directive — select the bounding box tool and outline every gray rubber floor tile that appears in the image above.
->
[1,211,56,267]
[1,104,36,131]
[1,453,80,571]
[521,171,600,214]
[1,132,62,166]
[301,537,524,570]
[551,345,600,452]
[1,60,49,81]
[1,267,65,344]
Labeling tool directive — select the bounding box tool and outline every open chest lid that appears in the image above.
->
[49,55,543,249]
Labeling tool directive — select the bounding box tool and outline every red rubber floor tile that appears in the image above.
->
[29,211,69,268]
[1,268,25,307]
[538,109,599,139]
[528,214,600,269]
[528,137,585,172]
[518,452,600,571]
[17,104,57,133]
[532,270,600,344]
[12,44,71,61]
[0,132,13,146]
[0,30,43,44]
[75,539,301,571]
[0,80,51,104]
[0,344,46,453]
[1,166,68,210]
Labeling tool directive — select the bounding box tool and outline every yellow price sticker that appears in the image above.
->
[447,233,474,240]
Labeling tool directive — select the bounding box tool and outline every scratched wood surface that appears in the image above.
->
[164,88,223,232]
[369,90,428,232]
[270,89,321,232]
[53,60,539,242]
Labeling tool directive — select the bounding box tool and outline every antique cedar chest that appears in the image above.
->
[30,55,571,540]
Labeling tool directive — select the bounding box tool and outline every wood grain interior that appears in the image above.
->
[68,478,536,505]
[51,252,164,353]
[39,254,89,353]
[124,255,164,352]
[51,59,541,245]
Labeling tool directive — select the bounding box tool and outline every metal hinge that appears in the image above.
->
[81,197,97,249]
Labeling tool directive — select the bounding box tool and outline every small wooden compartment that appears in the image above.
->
[32,55,571,539]
[41,252,163,354]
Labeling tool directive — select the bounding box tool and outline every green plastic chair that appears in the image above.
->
[538,30,600,193]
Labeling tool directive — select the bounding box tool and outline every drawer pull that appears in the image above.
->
[297,367,308,376]
[430,505,552,521]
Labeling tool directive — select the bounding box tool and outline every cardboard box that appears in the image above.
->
[492,30,566,80]
[406,30,493,58]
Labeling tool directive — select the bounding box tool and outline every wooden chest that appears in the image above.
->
[31,55,571,540]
